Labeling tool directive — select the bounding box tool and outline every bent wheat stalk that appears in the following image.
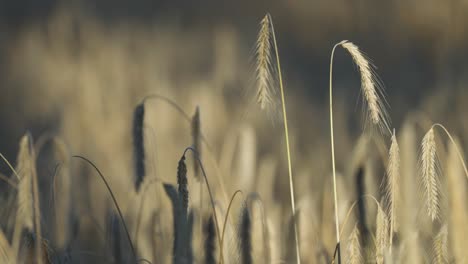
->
[329,41,390,262]
[420,123,468,221]
[255,13,301,264]
[431,123,468,180]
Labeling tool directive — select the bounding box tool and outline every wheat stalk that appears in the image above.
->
[346,225,362,264]
[432,224,448,264]
[329,41,390,261]
[385,130,400,251]
[255,13,301,263]
[420,127,440,221]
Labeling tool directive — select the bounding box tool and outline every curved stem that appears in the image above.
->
[220,190,243,257]
[142,94,230,206]
[339,194,380,237]
[72,155,137,262]
[182,147,223,263]
[329,42,342,245]
[267,13,301,264]
[433,123,468,179]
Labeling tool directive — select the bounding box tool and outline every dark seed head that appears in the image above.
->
[177,155,189,214]
[133,103,145,192]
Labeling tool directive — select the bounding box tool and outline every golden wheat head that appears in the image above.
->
[346,225,362,264]
[16,134,34,231]
[420,128,440,221]
[255,15,276,112]
[376,204,389,264]
[432,224,448,264]
[340,41,390,132]
[385,130,400,236]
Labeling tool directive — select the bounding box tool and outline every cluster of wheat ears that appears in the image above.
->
[0,13,467,264]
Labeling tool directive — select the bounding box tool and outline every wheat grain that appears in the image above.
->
[420,128,440,221]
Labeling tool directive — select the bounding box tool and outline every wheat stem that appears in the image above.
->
[220,190,243,256]
[182,147,223,263]
[329,42,342,252]
[267,13,301,264]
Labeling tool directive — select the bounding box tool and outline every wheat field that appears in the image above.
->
[0,3,468,264]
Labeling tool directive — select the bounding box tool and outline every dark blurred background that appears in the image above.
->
[0,0,468,173]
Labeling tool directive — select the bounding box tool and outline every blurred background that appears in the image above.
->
[0,1,468,262]
[1,0,468,164]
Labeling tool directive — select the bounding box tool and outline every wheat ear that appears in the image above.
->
[385,129,400,251]
[432,224,448,264]
[420,128,440,221]
[375,204,389,264]
[339,41,390,133]
[346,225,362,264]
[16,135,34,232]
[432,123,468,180]
[132,103,145,192]
[14,134,42,264]
[255,15,275,111]
[329,41,390,261]
[204,215,217,264]
[255,13,301,263]
[239,204,252,264]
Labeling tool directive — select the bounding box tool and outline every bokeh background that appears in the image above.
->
[0,1,468,263]
[1,0,468,163]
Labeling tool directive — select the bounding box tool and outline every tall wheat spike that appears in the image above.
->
[255,13,300,263]
[329,40,390,261]
[432,224,448,264]
[420,128,440,221]
[346,225,362,264]
[255,15,275,111]
[385,130,400,251]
